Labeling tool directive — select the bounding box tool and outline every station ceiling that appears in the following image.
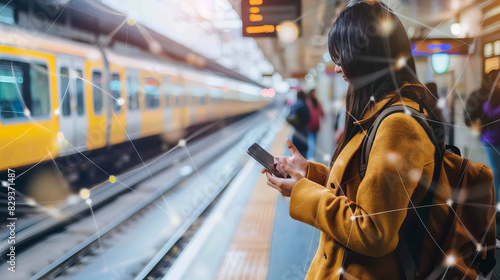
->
[232,0,485,79]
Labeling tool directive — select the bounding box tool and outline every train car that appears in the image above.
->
[0,23,270,188]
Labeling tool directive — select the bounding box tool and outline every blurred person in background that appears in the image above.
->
[426,82,449,124]
[286,90,310,156]
[465,69,500,211]
[305,89,324,160]
[333,96,346,144]
[425,82,449,142]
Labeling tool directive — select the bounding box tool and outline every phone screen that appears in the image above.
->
[247,143,283,177]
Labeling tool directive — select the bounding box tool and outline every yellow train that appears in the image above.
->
[0,24,270,174]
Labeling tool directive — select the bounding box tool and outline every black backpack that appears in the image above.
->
[342,101,496,279]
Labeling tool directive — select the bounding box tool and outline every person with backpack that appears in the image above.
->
[286,90,310,157]
[465,70,500,207]
[262,1,496,279]
[306,89,325,160]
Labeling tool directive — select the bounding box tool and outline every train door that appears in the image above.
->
[108,65,127,145]
[126,69,141,139]
[72,59,88,149]
[56,56,78,154]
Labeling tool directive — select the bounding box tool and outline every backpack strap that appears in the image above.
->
[355,105,444,280]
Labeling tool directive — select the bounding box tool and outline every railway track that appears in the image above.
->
[0,111,269,256]
[0,109,284,280]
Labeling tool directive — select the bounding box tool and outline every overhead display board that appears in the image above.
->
[411,38,473,57]
[241,0,301,38]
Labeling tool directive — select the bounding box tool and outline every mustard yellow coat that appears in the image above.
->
[289,93,452,279]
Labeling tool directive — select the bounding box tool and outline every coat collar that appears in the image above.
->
[353,83,427,126]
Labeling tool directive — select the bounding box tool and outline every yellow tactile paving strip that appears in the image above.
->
[215,124,289,280]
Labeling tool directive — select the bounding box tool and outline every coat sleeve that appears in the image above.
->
[289,113,435,258]
[306,161,329,186]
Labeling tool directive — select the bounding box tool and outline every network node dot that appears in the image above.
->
[496,202,500,212]
[79,188,90,200]
[476,243,483,252]
[446,199,453,207]
[386,152,400,163]
[25,197,37,206]
[109,175,116,183]
[171,215,181,226]
[54,109,60,116]
[1,180,7,187]
[57,131,65,142]
[445,255,456,266]
[395,55,407,71]
[85,199,92,205]
[350,215,356,221]
[338,267,344,274]
[178,139,187,147]
[23,108,31,117]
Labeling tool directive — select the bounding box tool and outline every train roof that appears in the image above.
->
[0,0,264,88]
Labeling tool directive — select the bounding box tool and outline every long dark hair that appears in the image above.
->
[328,0,442,166]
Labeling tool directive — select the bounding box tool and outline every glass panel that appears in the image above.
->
[127,75,140,110]
[76,70,84,116]
[29,64,50,117]
[0,63,25,120]
[92,71,103,115]
[60,67,71,116]
[144,77,160,109]
[111,73,121,112]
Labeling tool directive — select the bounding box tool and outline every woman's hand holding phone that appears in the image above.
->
[261,139,309,197]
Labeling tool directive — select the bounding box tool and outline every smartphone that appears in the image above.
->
[247,143,286,178]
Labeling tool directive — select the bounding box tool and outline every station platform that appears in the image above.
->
[159,111,496,280]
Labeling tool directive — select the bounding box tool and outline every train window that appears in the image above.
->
[111,73,121,112]
[0,60,50,122]
[92,71,103,115]
[126,75,139,110]
[60,67,71,116]
[144,77,160,109]
[29,64,50,117]
[76,70,85,116]
[163,76,170,107]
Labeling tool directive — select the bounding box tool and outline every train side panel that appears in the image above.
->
[108,64,127,145]
[85,61,106,150]
[0,45,59,170]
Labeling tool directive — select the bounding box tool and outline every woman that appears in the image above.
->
[263,1,455,279]
[306,89,324,160]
